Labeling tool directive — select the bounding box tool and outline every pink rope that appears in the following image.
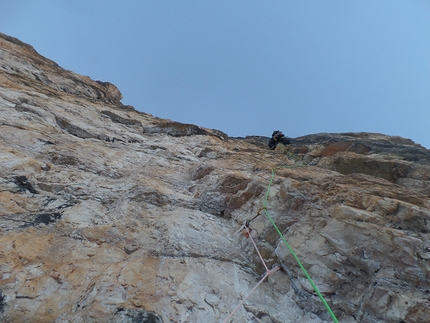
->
[223,267,280,323]
[246,226,269,272]
[222,271,268,323]
[223,226,280,323]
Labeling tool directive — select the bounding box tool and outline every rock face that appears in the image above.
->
[1,32,430,323]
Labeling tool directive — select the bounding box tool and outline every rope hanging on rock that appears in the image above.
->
[262,166,339,323]
[225,153,338,323]
[223,226,280,323]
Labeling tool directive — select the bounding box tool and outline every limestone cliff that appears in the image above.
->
[1,32,430,323]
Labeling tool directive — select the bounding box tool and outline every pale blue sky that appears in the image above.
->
[2,1,430,148]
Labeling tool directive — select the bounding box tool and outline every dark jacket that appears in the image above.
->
[268,131,291,150]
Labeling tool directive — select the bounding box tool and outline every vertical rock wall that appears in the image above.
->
[1,32,430,323]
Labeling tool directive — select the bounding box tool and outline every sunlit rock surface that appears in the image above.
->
[1,32,430,323]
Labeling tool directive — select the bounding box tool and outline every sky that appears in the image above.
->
[1,1,430,148]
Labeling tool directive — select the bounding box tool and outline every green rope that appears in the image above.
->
[264,167,339,323]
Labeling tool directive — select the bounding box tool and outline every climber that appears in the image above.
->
[268,130,291,150]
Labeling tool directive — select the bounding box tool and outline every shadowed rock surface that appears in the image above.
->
[1,32,430,323]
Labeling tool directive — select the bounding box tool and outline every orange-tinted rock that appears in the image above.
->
[1,32,430,323]
[320,141,353,156]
